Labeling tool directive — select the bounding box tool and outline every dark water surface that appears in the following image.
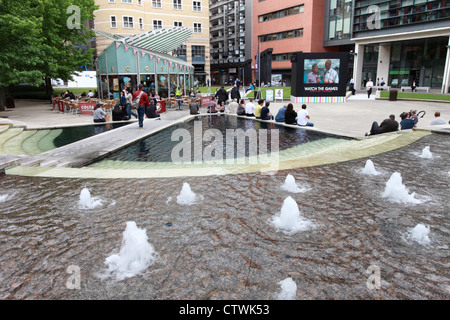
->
[0,133,448,299]
[96,116,350,163]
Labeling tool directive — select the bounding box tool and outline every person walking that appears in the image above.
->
[132,84,149,128]
[125,89,137,120]
[366,78,374,99]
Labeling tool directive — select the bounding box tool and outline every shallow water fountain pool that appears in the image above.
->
[0,126,448,299]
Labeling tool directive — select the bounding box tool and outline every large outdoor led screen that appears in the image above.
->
[291,52,349,97]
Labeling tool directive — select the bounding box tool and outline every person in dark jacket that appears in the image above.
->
[145,99,160,119]
[230,84,240,101]
[366,114,399,136]
[284,103,297,125]
[215,86,229,105]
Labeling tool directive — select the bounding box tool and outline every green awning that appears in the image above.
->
[94,27,193,54]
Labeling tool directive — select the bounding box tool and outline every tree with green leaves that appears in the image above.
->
[0,0,98,111]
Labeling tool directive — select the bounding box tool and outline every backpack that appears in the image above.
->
[132,91,144,109]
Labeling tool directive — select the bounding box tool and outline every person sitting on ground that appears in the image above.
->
[260,101,273,120]
[275,105,287,123]
[429,111,446,125]
[112,103,126,121]
[189,98,200,115]
[228,98,239,114]
[366,114,398,136]
[284,103,297,125]
[237,99,246,115]
[207,96,218,113]
[87,90,94,98]
[80,91,87,98]
[218,101,226,113]
[255,99,264,119]
[245,83,254,93]
[400,112,415,130]
[297,104,314,127]
[93,104,107,123]
[245,98,256,117]
[146,99,161,119]
[410,110,419,127]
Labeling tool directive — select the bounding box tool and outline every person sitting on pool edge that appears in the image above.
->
[365,114,398,136]
[260,101,273,120]
[297,104,314,127]
[93,104,107,123]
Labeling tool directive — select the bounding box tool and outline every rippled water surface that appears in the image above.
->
[0,133,448,299]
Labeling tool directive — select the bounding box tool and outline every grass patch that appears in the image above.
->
[379,91,450,101]
[53,88,96,96]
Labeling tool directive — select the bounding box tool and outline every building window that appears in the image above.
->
[137,0,142,5]
[109,0,115,3]
[173,0,182,10]
[192,45,205,57]
[193,1,202,11]
[258,5,304,22]
[123,16,134,28]
[139,17,144,29]
[193,23,202,33]
[152,0,162,8]
[173,45,187,60]
[110,16,117,28]
[153,20,163,29]
[121,0,132,3]
[259,28,303,42]
[174,21,183,27]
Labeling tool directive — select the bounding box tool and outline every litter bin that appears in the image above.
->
[389,90,398,101]
[6,96,15,108]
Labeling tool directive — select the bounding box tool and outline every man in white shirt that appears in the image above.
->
[366,78,374,98]
[245,98,256,117]
[87,90,94,98]
[323,60,339,84]
[297,104,314,127]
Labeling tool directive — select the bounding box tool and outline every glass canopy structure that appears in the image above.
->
[95,27,195,99]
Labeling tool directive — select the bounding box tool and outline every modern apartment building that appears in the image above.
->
[93,0,210,84]
[252,0,336,86]
[209,0,253,86]
[324,0,450,92]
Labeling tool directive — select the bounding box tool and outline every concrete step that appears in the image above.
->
[2,130,37,156]
[0,125,10,134]
[0,128,24,154]
[21,129,51,156]
[37,128,63,153]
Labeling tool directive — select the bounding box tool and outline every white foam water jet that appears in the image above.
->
[276,277,297,300]
[361,159,380,175]
[78,187,103,209]
[419,146,433,159]
[100,221,158,281]
[0,194,10,202]
[406,224,431,245]
[176,182,198,205]
[270,196,314,235]
[381,172,422,204]
[281,174,308,193]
